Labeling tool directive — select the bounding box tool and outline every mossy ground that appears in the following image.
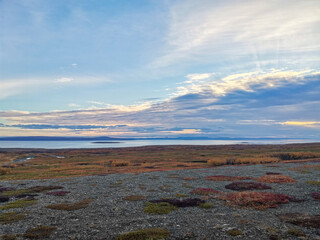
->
[0,211,25,224]
[144,202,177,214]
[0,199,37,210]
[116,228,170,240]
[23,225,57,239]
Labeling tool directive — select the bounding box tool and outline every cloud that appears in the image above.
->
[57,77,73,83]
[153,0,320,68]
[280,121,320,127]
[0,70,319,138]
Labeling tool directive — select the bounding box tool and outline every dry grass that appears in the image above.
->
[111,160,130,167]
[123,195,146,201]
[1,143,319,180]
[257,175,296,183]
[46,198,92,211]
[116,228,170,240]
[0,211,25,224]
[206,175,253,181]
[23,225,57,239]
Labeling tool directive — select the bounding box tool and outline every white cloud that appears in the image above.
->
[57,77,73,83]
[174,69,317,97]
[153,0,320,68]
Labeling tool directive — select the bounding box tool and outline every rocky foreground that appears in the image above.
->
[0,161,319,240]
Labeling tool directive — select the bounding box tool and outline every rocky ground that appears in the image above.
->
[0,161,319,240]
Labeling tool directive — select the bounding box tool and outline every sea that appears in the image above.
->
[0,139,318,149]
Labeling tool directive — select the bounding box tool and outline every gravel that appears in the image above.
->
[0,161,319,240]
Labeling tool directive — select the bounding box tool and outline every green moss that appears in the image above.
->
[306,180,320,185]
[144,202,177,214]
[174,193,189,198]
[0,199,37,210]
[116,228,170,240]
[198,202,214,209]
[123,195,146,201]
[23,225,57,239]
[0,211,25,224]
[2,189,31,196]
[227,229,243,236]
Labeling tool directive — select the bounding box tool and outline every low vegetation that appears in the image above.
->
[123,195,146,201]
[227,229,243,236]
[149,198,205,208]
[144,202,177,214]
[46,191,70,196]
[198,202,214,209]
[278,213,320,228]
[225,182,272,191]
[116,228,170,240]
[0,199,37,210]
[311,192,320,200]
[0,211,25,224]
[257,175,296,183]
[23,225,57,239]
[46,198,92,211]
[190,188,221,196]
[306,180,320,185]
[218,192,302,210]
[1,143,319,180]
[206,175,253,181]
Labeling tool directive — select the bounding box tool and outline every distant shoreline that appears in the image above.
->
[92,141,122,144]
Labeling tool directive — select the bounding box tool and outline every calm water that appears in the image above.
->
[0,139,318,149]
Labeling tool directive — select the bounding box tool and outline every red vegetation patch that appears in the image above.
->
[206,175,253,181]
[311,192,320,200]
[46,191,70,196]
[182,177,200,180]
[149,198,205,208]
[278,213,320,228]
[190,188,221,196]
[225,182,272,191]
[266,172,282,175]
[218,191,302,210]
[257,175,296,183]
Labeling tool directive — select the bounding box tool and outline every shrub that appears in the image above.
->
[46,198,92,211]
[0,234,17,240]
[46,191,70,196]
[111,160,130,167]
[266,172,281,175]
[287,229,305,237]
[273,152,320,160]
[116,228,170,240]
[144,202,177,214]
[0,168,9,175]
[218,192,301,210]
[227,229,243,236]
[257,175,296,183]
[174,193,189,198]
[306,180,320,185]
[0,211,25,224]
[225,182,271,191]
[149,198,205,208]
[206,175,253,181]
[278,213,320,228]
[123,195,146,201]
[23,225,57,239]
[311,192,320,200]
[198,202,214,209]
[0,199,37,210]
[190,188,221,196]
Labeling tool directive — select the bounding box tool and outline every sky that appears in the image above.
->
[0,0,320,139]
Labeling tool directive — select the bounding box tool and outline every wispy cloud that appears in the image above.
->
[281,121,320,127]
[153,0,320,68]
[57,77,73,83]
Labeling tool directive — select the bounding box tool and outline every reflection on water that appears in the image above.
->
[0,139,318,149]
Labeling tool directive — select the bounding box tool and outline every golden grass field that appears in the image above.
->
[0,143,320,180]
